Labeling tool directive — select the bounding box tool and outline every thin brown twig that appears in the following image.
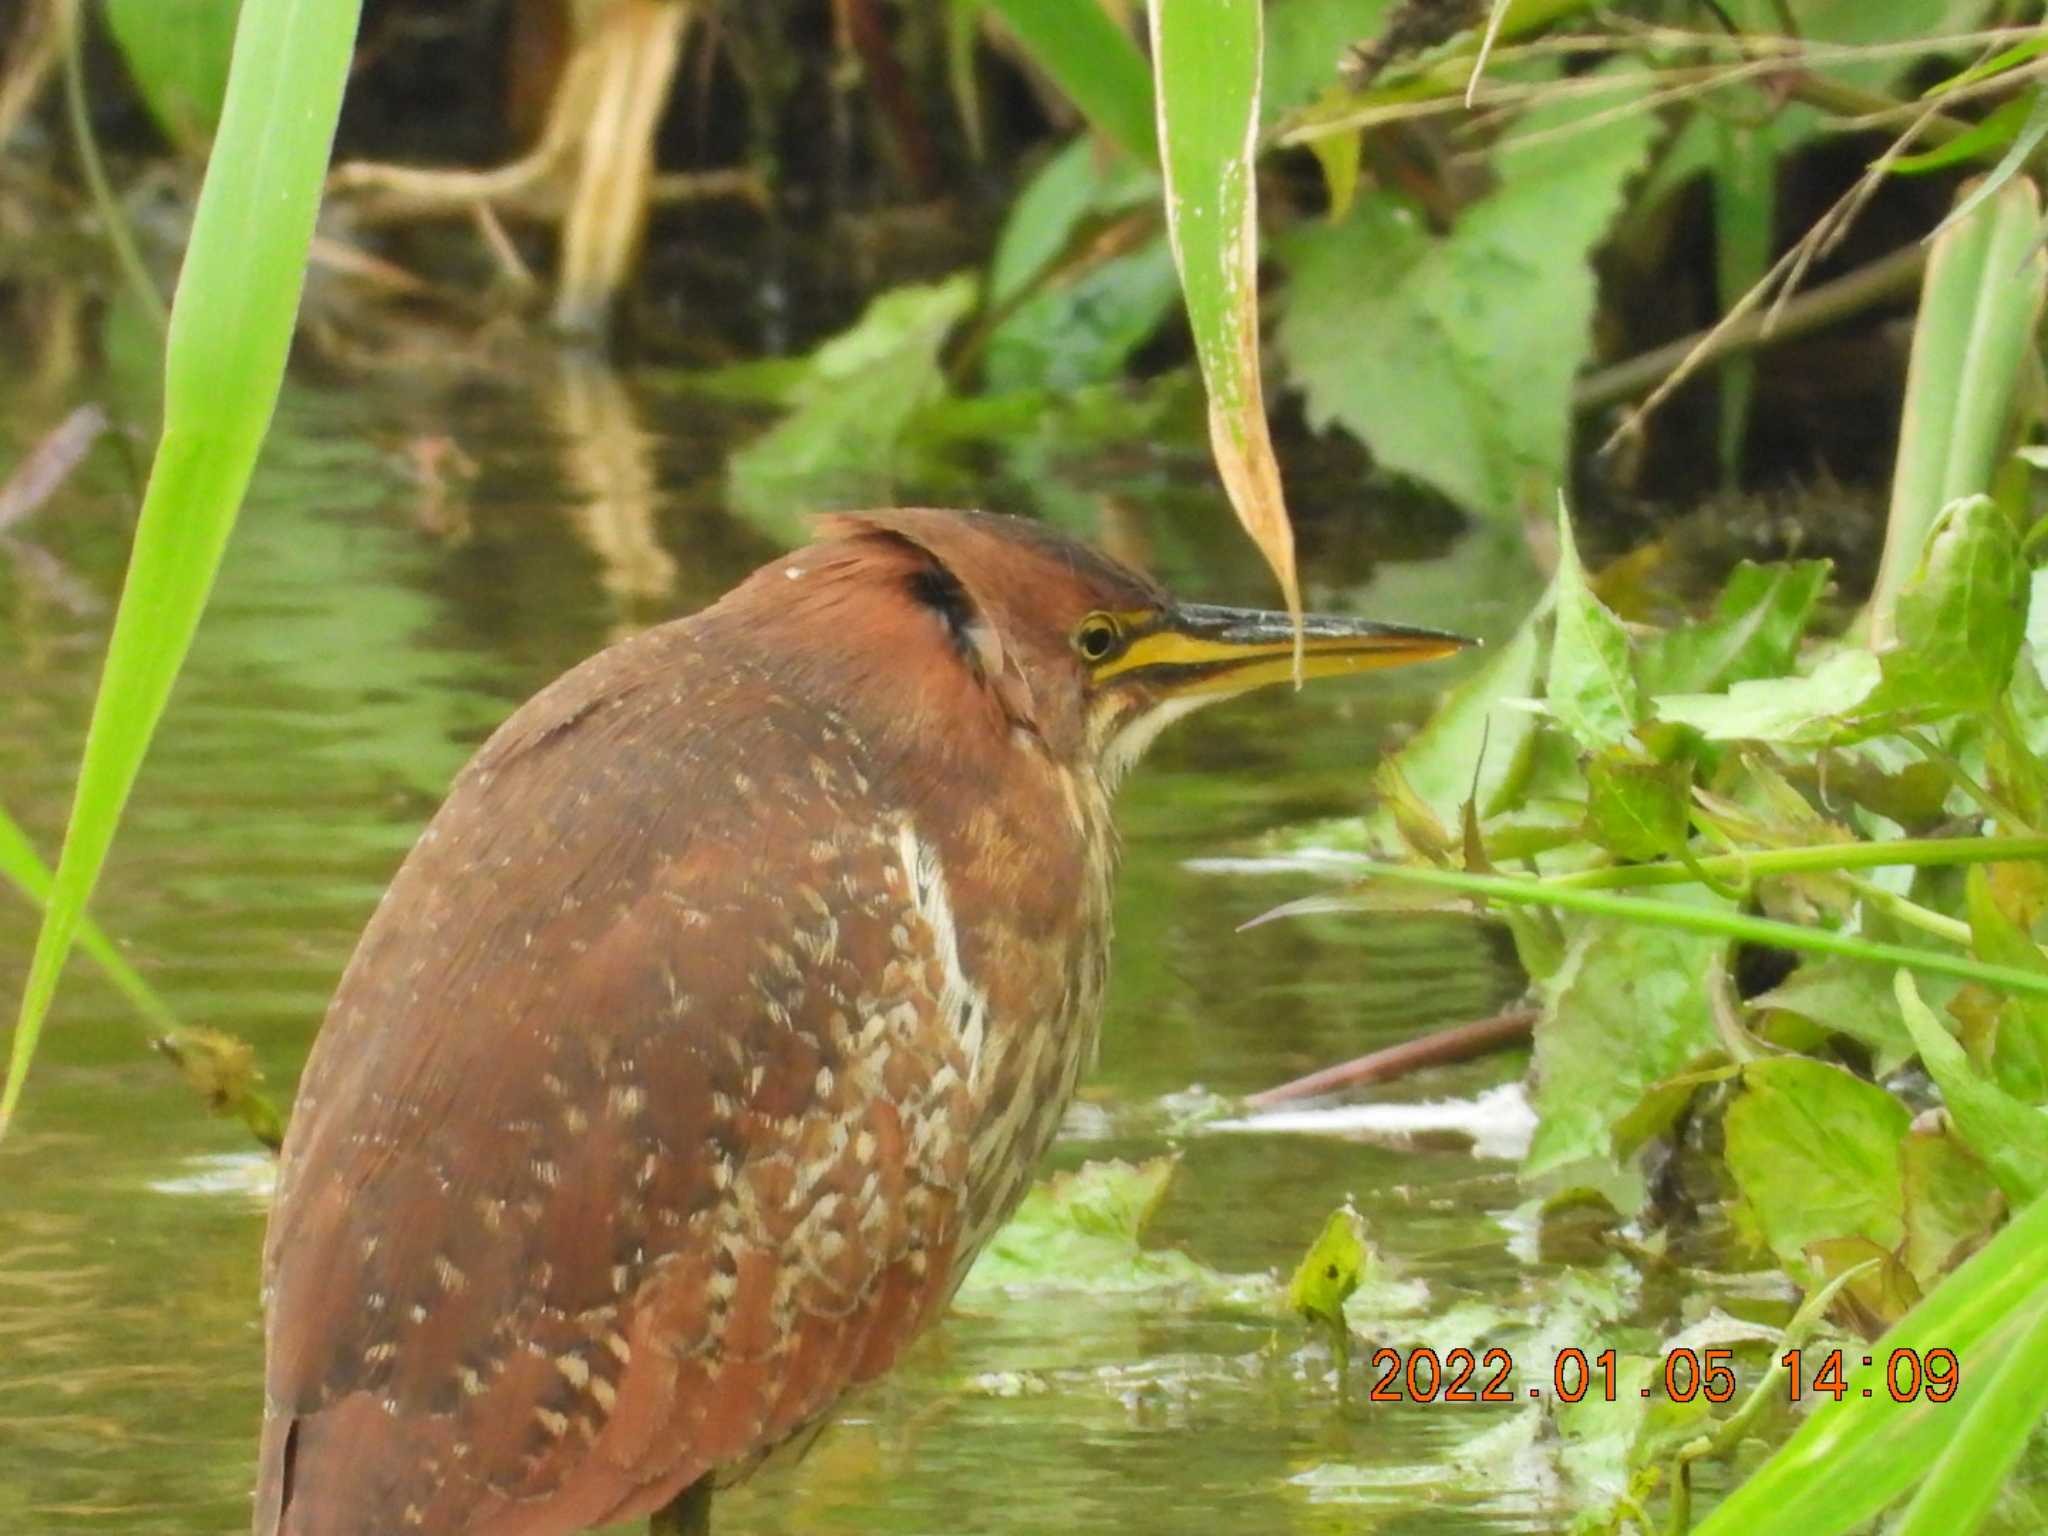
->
[1574,241,1926,413]
[1244,1006,1539,1110]
[1281,27,2044,146]
[0,402,107,532]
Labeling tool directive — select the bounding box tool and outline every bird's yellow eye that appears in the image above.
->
[1074,613,1122,663]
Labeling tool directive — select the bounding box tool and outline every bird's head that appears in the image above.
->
[726,509,1472,790]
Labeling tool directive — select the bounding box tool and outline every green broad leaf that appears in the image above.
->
[1804,1236,1922,1334]
[1655,648,1883,746]
[1896,970,2048,1204]
[104,0,244,151]
[1639,560,1832,697]
[983,0,1156,164]
[1262,0,1398,121]
[1275,62,1657,519]
[1966,866,2048,1102]
[1524,898,1729,1196]
[1365,585,1548,850]
[1900,1127,2004,1289]
[1582,752,1689,862]
[958,1157,1249,1299]
[4,0,363,1139]
[1845,496,2028,738]
[986,135,1159,308]
[1750,958,1918,1076]
[1548,503,1641,753]
[1150,0,1300,614]
[725,274,979,538]
[1723,1057,1912,1284]
[985,235,1182,391]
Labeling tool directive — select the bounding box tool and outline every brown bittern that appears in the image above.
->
[255,509,1466,1536]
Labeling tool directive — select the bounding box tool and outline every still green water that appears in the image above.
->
[0,362,1567,1534]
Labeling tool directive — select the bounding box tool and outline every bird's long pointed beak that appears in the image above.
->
[1097,603,1475,698]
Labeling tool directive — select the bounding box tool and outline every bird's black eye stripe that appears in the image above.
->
[908,564,978,655]
[1074,614,1122,662]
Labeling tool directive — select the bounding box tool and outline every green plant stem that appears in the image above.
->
[1313,862,2048,1000]
[61,0,166,328]
[1548,835,2048,891]
[1839,873,1973,947]
[1574,242,1926,412]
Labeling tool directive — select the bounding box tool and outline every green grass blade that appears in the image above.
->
[1872,174,2047,644]
[1148,0,1299,622]
[1928,91,2048,242]
[1695,1191,2048,1536]
[0,800,177,1032]
[102,0,244,151]
[1272,861,2048,1001]
[0,0,362,1139]
[1712,119,1773,484]
[1890,1290,2048,1536]
[983,0,1156,164]
[62,0,166,327]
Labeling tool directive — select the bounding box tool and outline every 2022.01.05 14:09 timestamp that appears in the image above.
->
[1358,1347,1960,1403]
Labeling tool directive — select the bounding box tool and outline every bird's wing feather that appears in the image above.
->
[256,633,973,1536]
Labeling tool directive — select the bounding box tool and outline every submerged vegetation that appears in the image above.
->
[4,0,2048,1531]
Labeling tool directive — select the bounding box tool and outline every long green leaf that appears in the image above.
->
[1872,175,2046,644]
[0,801,176,1031]
[1695,1191,2048,1535]
[1890,1289,2048,1536]
[1149,0,1299,621]
[982,0,1156,164]
[1,0,362,1138]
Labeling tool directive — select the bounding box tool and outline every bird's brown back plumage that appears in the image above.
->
[257,515,1130,1533]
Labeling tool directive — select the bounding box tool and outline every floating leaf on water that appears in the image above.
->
[957,1156,1264,1303]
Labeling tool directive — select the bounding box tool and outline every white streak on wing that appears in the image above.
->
[895,822,990,1091]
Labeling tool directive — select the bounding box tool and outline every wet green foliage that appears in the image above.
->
[1267,167,2048,1526]
[956,1156,1260,1302]
[1278,63,1657,517]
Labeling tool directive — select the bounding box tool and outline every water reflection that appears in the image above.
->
[0,348,1549,1533]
